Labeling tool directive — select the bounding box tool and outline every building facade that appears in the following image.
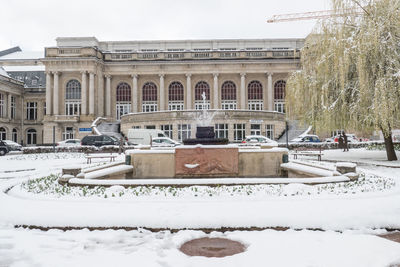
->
[0,37,304,144]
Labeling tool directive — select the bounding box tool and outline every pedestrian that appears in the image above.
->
[338,134,344,150]
[343,132,349,152]
[118,137,125,155]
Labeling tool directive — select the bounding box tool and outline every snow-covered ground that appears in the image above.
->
[0,150,400,266]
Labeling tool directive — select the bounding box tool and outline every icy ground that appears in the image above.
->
[0,149,400,266]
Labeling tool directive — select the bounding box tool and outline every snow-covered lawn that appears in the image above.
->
[0,226,399,267]
[1,149,400,266]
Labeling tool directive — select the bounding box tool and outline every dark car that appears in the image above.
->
[81,135,120,147]
[0,140,10,156]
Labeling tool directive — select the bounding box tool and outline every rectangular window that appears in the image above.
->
[142,101,157,112]
[195,101,210,110]
[221,100,237,110]
[161,124,173,138]
[145,125,156,129]
[215,123,228,139]
[234,123,246,141]
[131,126,141,129]
[65,101,81,116]
[10,96,16,119]
[168,101,184,111]
[62,127,74,140]
[116,103,131,121]
[250,124,261,136]
[178,124,191,141]
[26,102,37,120]
[266,124,274,140]
[248,100,263,111]
[274,101,285,113]
[0,94,4,117]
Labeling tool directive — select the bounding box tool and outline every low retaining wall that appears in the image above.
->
[128,146,288,179]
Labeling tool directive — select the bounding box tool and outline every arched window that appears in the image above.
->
[116,82,131,120]
[65,79,81,115]
[12,128,17,143]
[248,80,263,110]
[168,81,184,110]
[0,127,6,140]
[221,81,237,110]
[194,81,210,110]
[142,82,158,112]
[27,129,37,145]
[274,80,286,113]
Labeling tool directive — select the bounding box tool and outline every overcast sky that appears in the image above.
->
[0,0,330,51]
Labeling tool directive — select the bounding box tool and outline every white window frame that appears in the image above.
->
[65,101,81,116]
[250,124,261,136]
[62,126,75,140]
[168,101,184,111]
[234,123,246,141]
[215,123,228,139]
[142,101,157,112]
[178,124,191,141]
[27,129,37,145]
[274,101,285,113]
[10,96,16,119]
[0,128,6,140]
[221,100,237,110]
[116,103,131,121]
[265,124,274,140]
[161,124,173,139]
[26,102,38,120]
[195,101,210,110]
[248,100,263,111]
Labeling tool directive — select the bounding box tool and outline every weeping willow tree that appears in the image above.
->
[287,0,400,160]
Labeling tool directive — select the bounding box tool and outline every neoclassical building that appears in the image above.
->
[41,37,303,143]
[0,37,304,144]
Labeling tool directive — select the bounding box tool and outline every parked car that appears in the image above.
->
[241,135,278,146]
[81,135,120,147]
[291,135,321,143]
[2,140,22,151]
[57,139,81,147]
[152,137,181,147]
[0,140,10,156]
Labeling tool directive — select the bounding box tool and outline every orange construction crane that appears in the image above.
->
[267,9,363,23]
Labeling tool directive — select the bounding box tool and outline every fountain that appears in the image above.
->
[183,92,228,145]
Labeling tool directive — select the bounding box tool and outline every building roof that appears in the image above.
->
[0,50,43,60]
[0,66,11,78]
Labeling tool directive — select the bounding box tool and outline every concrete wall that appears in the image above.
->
[238,149,287,177]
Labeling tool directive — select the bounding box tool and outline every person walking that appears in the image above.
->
[338,134,344,150]
[343,132,349,152]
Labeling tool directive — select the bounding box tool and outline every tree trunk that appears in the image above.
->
[382,128,398,161]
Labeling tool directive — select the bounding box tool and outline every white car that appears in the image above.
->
[152,137,181,147]
[56,139,81,147]
[3,140,22,151]
[241,135,278,147]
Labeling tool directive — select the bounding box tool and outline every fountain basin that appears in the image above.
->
[127,145,288,179]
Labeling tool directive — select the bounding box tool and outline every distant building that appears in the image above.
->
[0,37,304,144]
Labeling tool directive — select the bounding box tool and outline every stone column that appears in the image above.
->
[105,75,111,117]
[89,72,95,115]
[8,94,12,119]
[97,72,104,116]
[81,71,87,115]
[186,73,192,110]
[267,72,273,111]
[45,72,52,115]
[3,93,8,118]
[240,73,246,110]
[213,73,219,109]
[159,74,165,111]
[131,74,138,113]
[53,71,59,115]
